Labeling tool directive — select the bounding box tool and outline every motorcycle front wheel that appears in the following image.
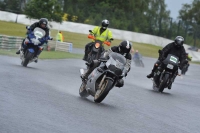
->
[94,79,113,103]
[159,74,169,92]
[22,51,33,67]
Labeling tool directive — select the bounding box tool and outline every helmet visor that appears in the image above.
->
[102,23,108,28]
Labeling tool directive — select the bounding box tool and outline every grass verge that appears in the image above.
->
[0,49,83,59]
[191,61,200,65]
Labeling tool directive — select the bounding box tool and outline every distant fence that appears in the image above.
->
[0,35,23,49]
[55,41,73,53]
[0,35,73,52]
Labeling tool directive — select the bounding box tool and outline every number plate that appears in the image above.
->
[167,64,174,69]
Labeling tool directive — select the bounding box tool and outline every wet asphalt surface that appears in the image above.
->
[0,55,200,133]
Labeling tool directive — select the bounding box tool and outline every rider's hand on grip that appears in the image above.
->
[88,34,95,40]
[104,41,111,46]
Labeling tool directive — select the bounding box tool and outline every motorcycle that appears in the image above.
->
[19,27,52,67]
[152,54,180,92]
[79,52,126,103]
[133,57,144,67]
[86,30,113,64]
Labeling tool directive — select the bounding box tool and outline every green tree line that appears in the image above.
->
[1,0,200,47]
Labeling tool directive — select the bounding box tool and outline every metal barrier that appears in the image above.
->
[0,35,23,49]
[55,41,73,53]
[0,35,73,53]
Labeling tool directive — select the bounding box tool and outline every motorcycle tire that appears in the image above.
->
[94,79,113,103]
[22,51,33,67]
[159,74,169,92]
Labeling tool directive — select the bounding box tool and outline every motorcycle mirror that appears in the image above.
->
[26,26,29,29]
[89,30,94,34]
[158,49,162,54]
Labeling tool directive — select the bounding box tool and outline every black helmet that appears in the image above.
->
[39,18,48,28]
[118,40,132,56]
[101,19,109,29]
[174,36,184,48]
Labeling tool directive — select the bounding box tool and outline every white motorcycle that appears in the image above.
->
[79,52,127,103]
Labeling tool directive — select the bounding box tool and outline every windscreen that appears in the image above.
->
[33,27,46,39]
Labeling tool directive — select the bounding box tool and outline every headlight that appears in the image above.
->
[95,42,100,48]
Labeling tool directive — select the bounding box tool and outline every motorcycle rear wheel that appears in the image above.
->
[79,82,89,98]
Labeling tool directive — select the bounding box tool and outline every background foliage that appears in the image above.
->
[0,0,200,47]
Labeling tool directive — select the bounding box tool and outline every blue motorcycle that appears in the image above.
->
[19,27,52,67]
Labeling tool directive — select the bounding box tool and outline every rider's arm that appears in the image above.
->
[92,26,99,36]
[29,22,38,31]
[180,48,187,67]
[159,43,173,60]
[123,54,132,76]
[45,28,50,37]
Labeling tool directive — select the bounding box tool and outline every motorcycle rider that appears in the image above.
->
[146,36,186,89]
[82,40,132,88]
[83,19,113,61]
[16,18,50,62]
[133,50,142,60]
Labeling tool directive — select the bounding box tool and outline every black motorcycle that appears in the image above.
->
[152,54,180,92]
[86,30,113,64]
[79,52,126,103]
[133,57,144,67]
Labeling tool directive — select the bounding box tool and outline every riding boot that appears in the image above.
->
[147,65,157,78]
[83,52,88,61]
[168,83,172,89]
[81,60,100,80]
[16,39,26,54]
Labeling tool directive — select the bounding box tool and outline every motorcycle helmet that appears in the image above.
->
[118,40,132,56]
[39,18,48,28]
[101,19,109,29]
[174,36,184,48]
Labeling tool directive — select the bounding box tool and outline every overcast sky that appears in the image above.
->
[165,0,193,19]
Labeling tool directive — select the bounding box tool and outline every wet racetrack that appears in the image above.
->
[0,55,200,133]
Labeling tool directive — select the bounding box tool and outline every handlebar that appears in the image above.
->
[87,34,112,46]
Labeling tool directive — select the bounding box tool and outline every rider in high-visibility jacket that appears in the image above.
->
[83,19,113,61]
[56,31,64,42]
